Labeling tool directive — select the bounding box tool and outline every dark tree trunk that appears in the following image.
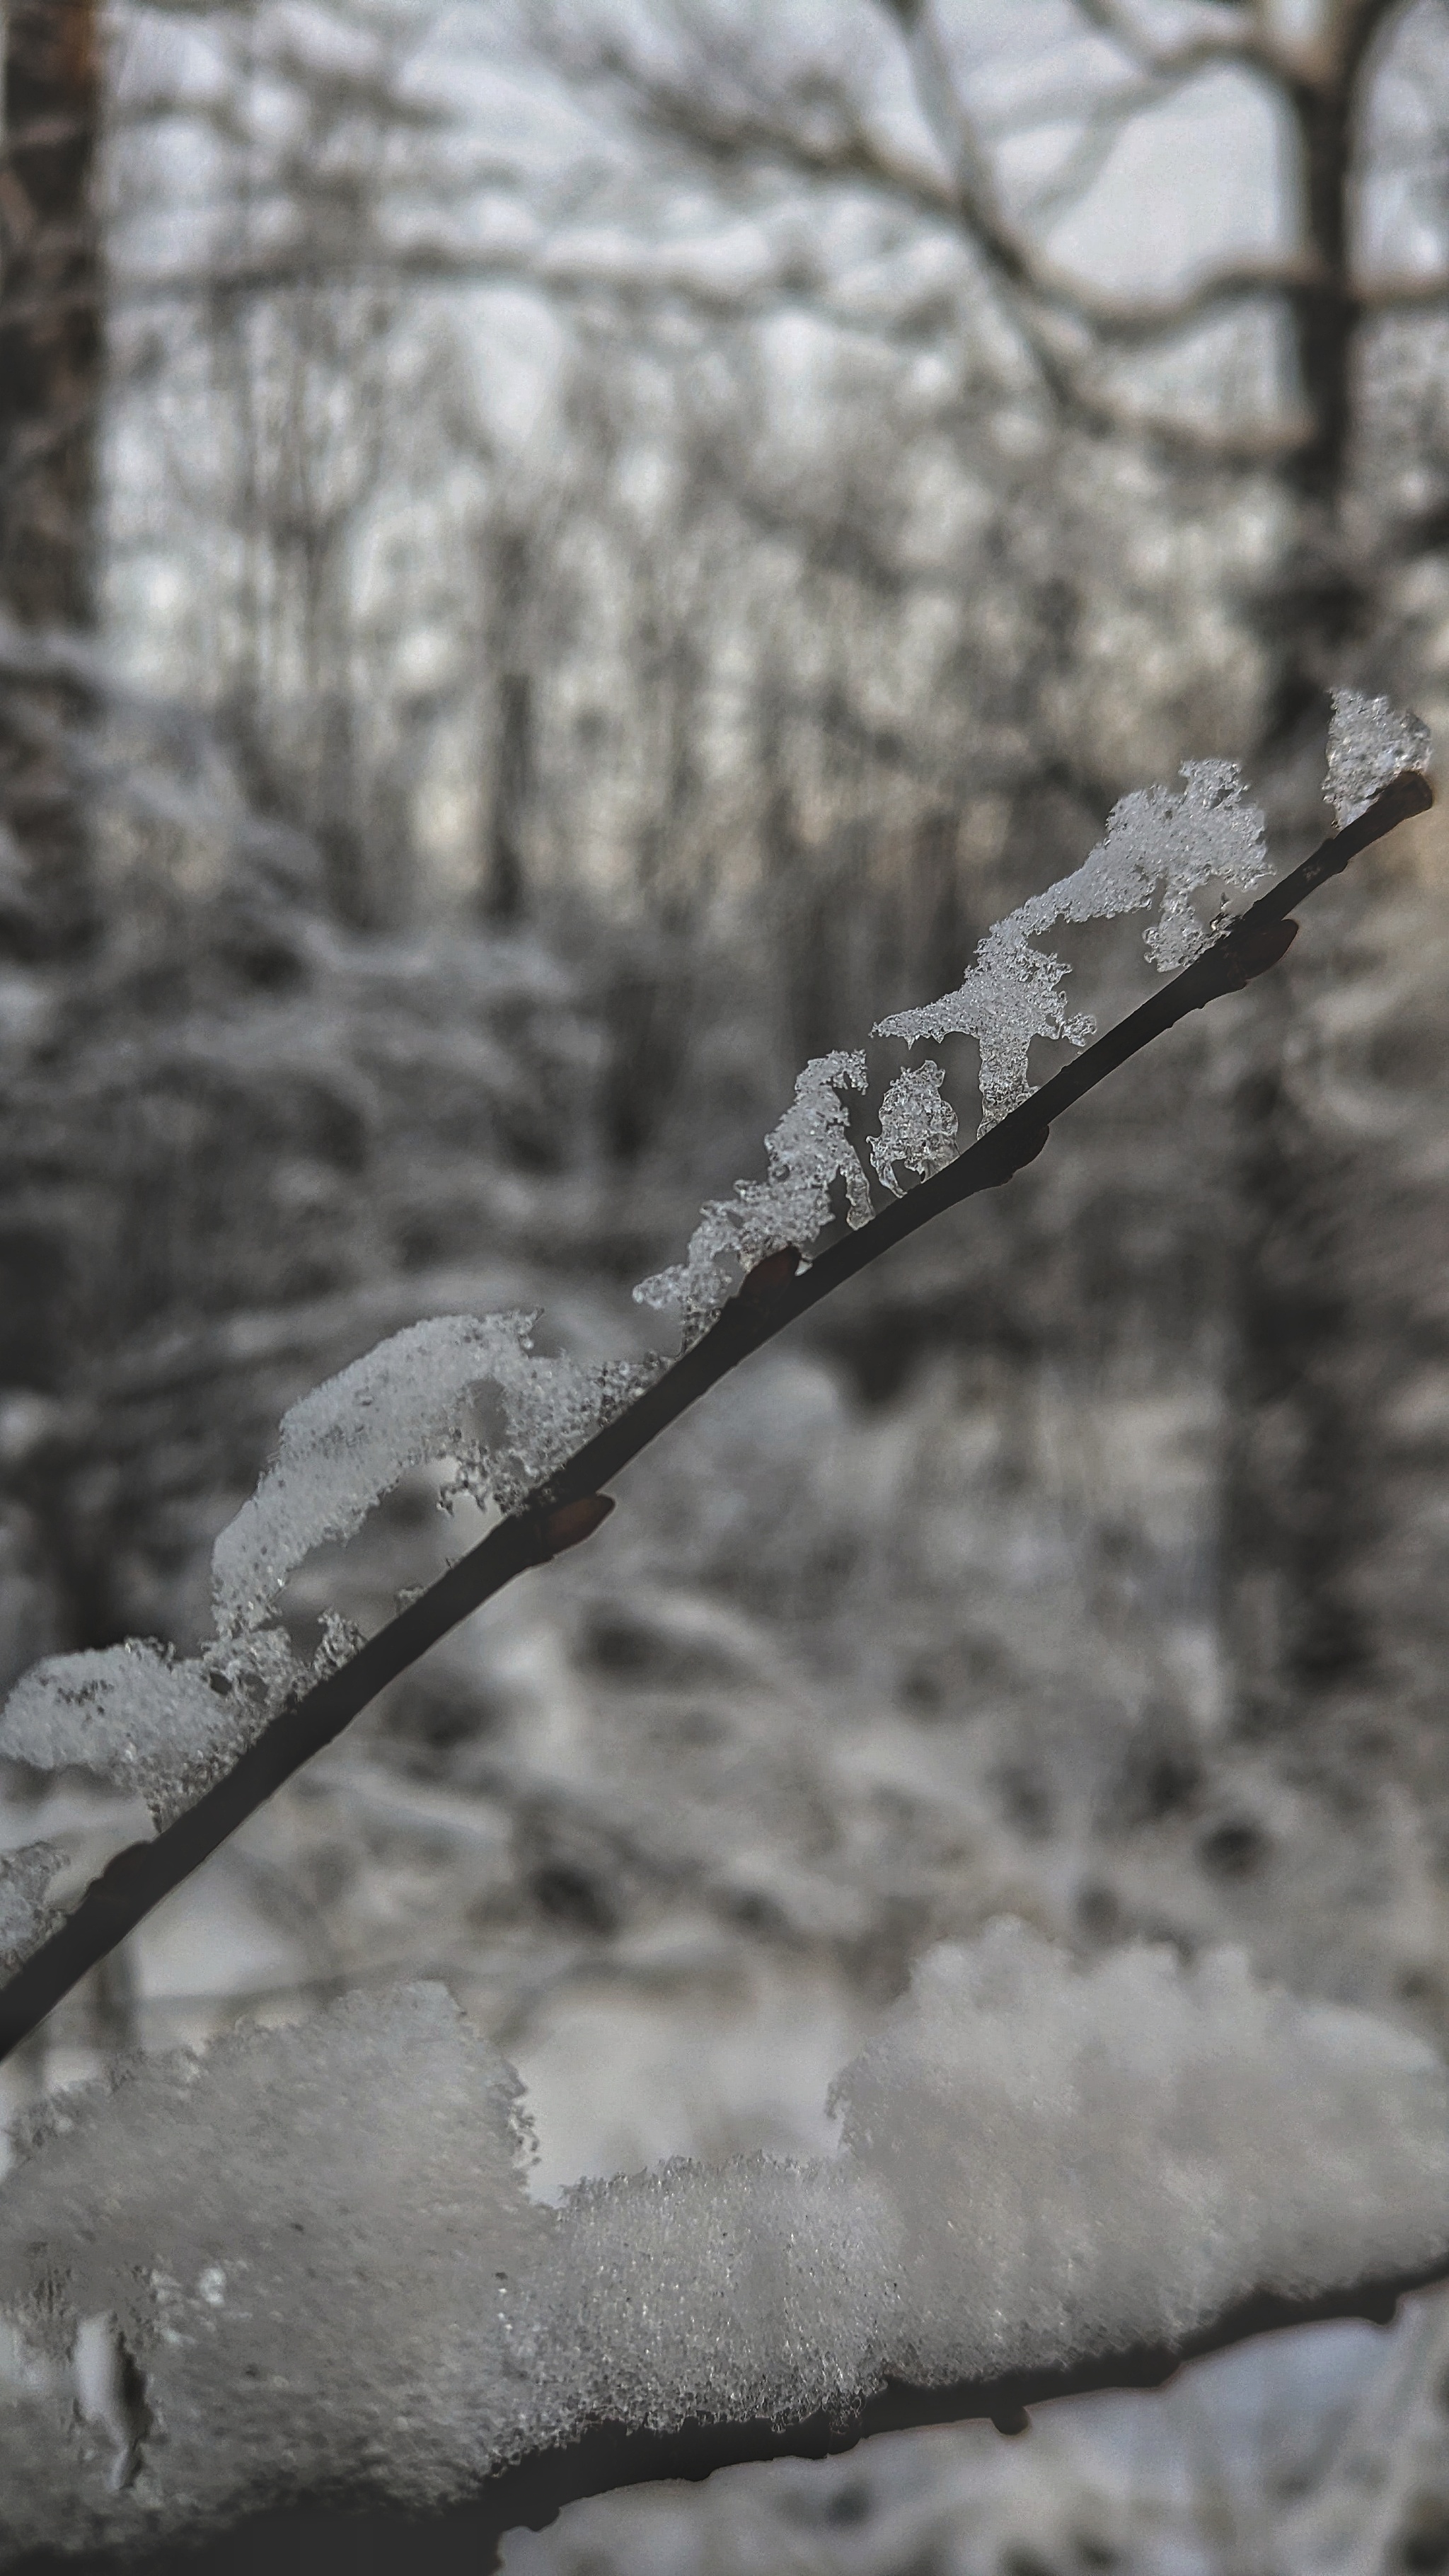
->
[1221,10,1434,1752]
[484,669,531,923]
[0,0,103,956]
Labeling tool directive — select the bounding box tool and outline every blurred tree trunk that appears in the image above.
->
[1221,10,1403,1740]
[0,0,103,957]
[485,669,531,923]
[480,522,533,923]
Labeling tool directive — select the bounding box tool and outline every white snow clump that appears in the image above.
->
[0,1983,545,2555]
[0,1308,659,1964]
[877,762,1269,1128]
[635,1050,872,1331]
[0,1629,297,1831]
[829,1923,1449,2381]
[1325,688,1431,827]
[6,1922,1448,2555]
[211,1312,654,1634]
[211,1313,526,1633]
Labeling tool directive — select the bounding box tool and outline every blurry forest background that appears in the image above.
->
[3,1,1449,2567]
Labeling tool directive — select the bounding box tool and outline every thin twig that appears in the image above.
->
[0,768,1431,2064]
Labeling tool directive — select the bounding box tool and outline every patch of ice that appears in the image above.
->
[870,1061,959,1194]
[877,763,1268,1127]
[635,1051,872,1332]
[1326,688,1431,828]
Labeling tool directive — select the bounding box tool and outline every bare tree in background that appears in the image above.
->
[508,0,1449,1749]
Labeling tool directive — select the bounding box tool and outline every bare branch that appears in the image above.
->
[1358,265,1449,311]
[1072,0,1283,79]
[0,769,1432,2068]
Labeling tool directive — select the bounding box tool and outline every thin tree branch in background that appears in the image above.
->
[0,768,1431,2066]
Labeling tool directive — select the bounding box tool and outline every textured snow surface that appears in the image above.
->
[0,1841,66,1975]
[0,1631,297,1831]
[516,2154,904,2442]
[635,1051,872,1330]
[830,1925,1449,2383]
[1326,690,1432,827]
[0,1984,545,2556]
[5,1925,1449,2558]
[877,763,1268,1128]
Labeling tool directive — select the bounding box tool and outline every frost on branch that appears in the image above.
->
[6,1924,1448,2557]
[0,1312,659,1975]
[877,763,1268,1128]
[629,696,1431,1317]
[634,1050,872,1333]
[0,1629,301,1973]
[1326,688,1433,827]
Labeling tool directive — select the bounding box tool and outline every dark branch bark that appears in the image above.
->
[0,768,1431,2068]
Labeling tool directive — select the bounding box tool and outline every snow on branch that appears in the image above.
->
[0,696,1433,2062]
[634,1049,872,1334]
[209,1312,658,1638]
[1326,688,1433,828]
[875,757,1268,1128]
[4,1923,1449,2563]
[0,691,1438,2558]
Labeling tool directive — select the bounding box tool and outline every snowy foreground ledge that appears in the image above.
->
[4,1923,1449,2565]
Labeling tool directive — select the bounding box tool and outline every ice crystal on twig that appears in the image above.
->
[635,1050,872,1332]
[870,1062,959,1194]
[212,1315,659,1634]
[1326,688,1431,827]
